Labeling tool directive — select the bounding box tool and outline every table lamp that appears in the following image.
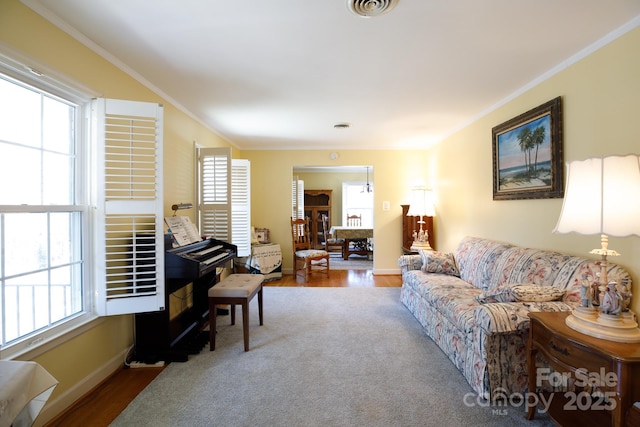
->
[407,187,435,251]
[553,154,640,342]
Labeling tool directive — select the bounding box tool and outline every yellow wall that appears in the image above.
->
[427,27,640,313]
[244,149,428,275]
[2,0,640,422]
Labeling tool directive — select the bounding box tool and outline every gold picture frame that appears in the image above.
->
[492,97,564,200]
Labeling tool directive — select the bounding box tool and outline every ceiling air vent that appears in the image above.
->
[348,0,399,18]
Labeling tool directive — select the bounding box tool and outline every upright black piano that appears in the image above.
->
[134,235,237,363]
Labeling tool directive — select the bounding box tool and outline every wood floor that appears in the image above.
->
[44,270,401,427]
[273,268,400,287]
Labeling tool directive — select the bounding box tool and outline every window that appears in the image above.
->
[292,177,304,220]
[0,51,165,358]
[342,182,373,227]
[231,159,251,257]
[197,147,231,242]
[0,66,91,357]
[197,147,251,257]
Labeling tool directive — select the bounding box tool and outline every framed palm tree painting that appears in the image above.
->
[492,96,564,200]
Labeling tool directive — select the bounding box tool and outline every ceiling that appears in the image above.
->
[23,0,640,151]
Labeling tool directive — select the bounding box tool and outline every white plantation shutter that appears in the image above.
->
[197,147,250,254]
[292,178,304,219]
[93,98,165,316]
[198,147,231,241]
[232,159,251,257]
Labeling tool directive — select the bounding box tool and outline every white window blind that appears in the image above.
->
[198,147,231,241]
[292,178,304,219]
[231,159,251,257]
[93,98,165,316]
[197,147,250,256]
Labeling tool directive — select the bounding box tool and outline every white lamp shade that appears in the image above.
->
[407,188,436,217]
[553,155,640,237]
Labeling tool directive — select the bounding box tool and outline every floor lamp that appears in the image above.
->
[553,154,640,342]
[407,187,435,251]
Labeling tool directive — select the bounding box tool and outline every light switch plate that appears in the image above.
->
[382,201,390,211]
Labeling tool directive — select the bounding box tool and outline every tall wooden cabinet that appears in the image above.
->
[304,189,332,249]
[401,204,434,252]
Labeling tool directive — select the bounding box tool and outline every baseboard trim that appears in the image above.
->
[373,269,401,275]
[36,349,128,427]
[283,268,401,275]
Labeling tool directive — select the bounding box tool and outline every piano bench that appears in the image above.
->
[208,274,265,352]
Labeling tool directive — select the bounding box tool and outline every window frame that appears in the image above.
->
[341,181,374,227]
[196,147,251,257]
[0,48,98,360]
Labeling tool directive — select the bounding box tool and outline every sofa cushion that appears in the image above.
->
[474,300,573,334]
[487,245,632,305]
[424,285,481,333]
[402,269,471,299]
[454,236,514,290]
[490,247,577,289]
[475,284,565,304]
[401,271,482,333]
[419,250,460,276]
[511,284,565,302]
[398,254,422,272]
[475,287,514,303]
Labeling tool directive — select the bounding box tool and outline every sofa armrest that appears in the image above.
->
[398,254,422,273]
[473,301,573,335]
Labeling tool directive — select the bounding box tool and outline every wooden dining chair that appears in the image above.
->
[346,214,362,227]
[345,214,367,252]
[321,215,345,256]
[290,217,330,282]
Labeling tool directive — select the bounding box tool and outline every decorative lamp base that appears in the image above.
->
[410,241,432,252]
[565,307,640,342]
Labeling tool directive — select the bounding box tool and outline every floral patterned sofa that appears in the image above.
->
[398,236,631,400]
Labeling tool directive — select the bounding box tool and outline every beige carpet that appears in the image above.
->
[111,287,553,427]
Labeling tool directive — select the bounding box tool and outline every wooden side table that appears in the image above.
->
[401,204,434,251]
[527,311,640,427]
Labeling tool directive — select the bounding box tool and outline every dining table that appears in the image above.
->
[329,226,373,260]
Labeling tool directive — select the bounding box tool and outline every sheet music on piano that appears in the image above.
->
[165,216,201,247]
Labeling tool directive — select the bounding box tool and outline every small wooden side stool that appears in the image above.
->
[208,274,264,352]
